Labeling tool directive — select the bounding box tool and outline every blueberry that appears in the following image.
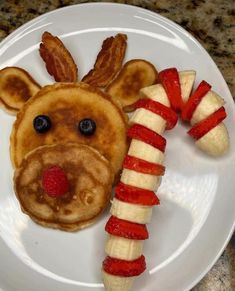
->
[33,115,51,133]
[79,118,96,136]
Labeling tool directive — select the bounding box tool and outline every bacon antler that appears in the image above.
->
[82,34,127,87]
[39,31,78,82]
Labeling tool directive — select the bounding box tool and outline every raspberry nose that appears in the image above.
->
[42,165,69,197]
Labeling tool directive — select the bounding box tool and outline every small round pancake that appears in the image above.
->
[10,82,128,178]
[0,67,41,114]
[14,143,114,231]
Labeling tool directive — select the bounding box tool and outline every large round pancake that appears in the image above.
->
[10,82,128,178]
[14,143,114,231]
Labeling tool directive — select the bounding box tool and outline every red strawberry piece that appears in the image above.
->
[123,155,165,176]
[158,68,182,112]
[181,80,212,121]
[103,255,146,277]
[134,98,178,130]
[127,124,166,152]
[188,107,226,140]
[42,165,69,197]
[115,182,159,206]
[105,215,149,240]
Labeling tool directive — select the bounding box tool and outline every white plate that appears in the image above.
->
[0,3,234,291]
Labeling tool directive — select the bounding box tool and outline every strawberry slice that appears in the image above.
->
[103,255,146,277]
[158,68,182,112]
[115,182,159,206]
[123,155,165,176]
[105,215,149,240]
[127,124,166,152]
[134,98,178,130]
[181,80,212,121]
[188,107,226,140]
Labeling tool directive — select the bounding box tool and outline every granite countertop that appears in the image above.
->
[0,0,234,290]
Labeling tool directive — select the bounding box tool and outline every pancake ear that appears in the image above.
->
[0,66,41,115]
[106,59,158,113]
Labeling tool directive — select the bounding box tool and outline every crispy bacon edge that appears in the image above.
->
[82,33,127,87]
[39,31,78,82]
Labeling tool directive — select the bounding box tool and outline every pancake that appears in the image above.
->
[14,143,114,231]
[106,59,158,112]
[10,82,128,180]
[0,67,41,114]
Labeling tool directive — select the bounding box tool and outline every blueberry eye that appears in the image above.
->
[79,118,96,136]
[33,115,51,133]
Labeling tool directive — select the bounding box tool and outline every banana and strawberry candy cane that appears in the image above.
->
[159,68,229,156]
[102,84,178,291]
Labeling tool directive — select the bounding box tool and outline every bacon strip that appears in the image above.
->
[39,31,78,82]
[82,34,127,87]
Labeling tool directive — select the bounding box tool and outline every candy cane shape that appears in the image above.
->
[102,83,177,290]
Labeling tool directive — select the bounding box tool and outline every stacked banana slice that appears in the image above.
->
[181,72,229,156]
[102,81,180,290]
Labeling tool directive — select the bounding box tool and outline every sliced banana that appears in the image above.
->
[111,198,152,224]
[121,168,161,191]
[105,235,143,261]
[140,83,170,106]
[102,270,134,291]
[103,83,170,290]
[196,122,229,156]
[191,90,225,125]
[179,70,196,103]
[130,108,166,135]
[128,139,164,165]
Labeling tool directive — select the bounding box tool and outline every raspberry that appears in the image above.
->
[42,165,69,197]
[103,255,146,277]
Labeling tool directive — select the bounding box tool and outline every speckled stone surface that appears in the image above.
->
[0,1,234,290]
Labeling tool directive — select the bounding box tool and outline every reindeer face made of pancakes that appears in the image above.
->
[0,32,160,231]
[0,31,229,233]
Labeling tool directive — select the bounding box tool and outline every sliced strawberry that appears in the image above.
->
[105,215,149,240]
[181,80,212,121]
[103,255,146,277]
[127,124,166,152]
[158,68,182,112]
[134,98,178,130]
[123,155,165,176]
[115,182,159,206]
[188,107,226,140]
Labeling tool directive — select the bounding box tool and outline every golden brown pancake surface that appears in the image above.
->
[14,143,114,231]
[106,59,158,112]
[11,82,128,179]
[0,67,41,114]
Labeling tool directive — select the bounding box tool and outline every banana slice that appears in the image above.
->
[179,70,196,103]
[191,90,225,125]
[140,83,170,106]
[102,270,134,291]
[128,139,164,164]
[121,168,161,191]
[130,108,166,135]
[111,198,152,224]
[105,235,143,260]
[196,122,229,156]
